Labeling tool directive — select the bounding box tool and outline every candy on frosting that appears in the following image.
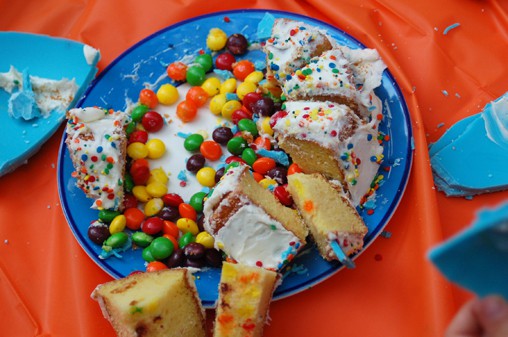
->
[272,101,384,205]
[66,107,129,210]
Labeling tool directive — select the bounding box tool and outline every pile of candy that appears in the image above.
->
[85,26,304,273]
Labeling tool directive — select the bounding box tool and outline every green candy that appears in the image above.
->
[186,65,206,86]
[194,53,213,72]
[98,209,121,223]
[142,246,155,262]
[241,148,257,166]
[131,104,149,122]
[227,136,248,155]
[104,232,128,248]
[178,232,195,248]
[237,119,258,137]
[184,133,204,151]
[149,237,174,260]
[131,231,154,248]
[189,191,207,213]
[125,121,137,136]
[123,173,134,193]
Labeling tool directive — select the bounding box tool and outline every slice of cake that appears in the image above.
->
[65,107,129,210]
[213,262,278,337]
[287,172,368,260]
[271,101,383,206]
[203,164,308,270]
[264,18,334,85]
[91,269,206,337]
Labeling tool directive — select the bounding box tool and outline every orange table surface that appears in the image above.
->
[1,1,508,336]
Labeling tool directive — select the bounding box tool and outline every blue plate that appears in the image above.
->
[57,10,413,308]
[0,32,99,176]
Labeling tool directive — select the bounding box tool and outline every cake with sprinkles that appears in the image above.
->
[65,107,129,211]
[287,172,368,260]
[213,261,278,337]
[271,100,383,206]
[264,18,334,85]
[282,47,385,120]
[91,269,206,337]
[203,164,308,270]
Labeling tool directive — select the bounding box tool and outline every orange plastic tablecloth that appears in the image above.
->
[1,1,508,336]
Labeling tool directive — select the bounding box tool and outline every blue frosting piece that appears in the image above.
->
[0,32,100,176]
[8,69,41,120]
[256,148,290,166]
[429,202,508,300]
[430,92,508,196]
[256,12,276,40]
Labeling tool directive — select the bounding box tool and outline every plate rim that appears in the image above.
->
[57,8,414,307]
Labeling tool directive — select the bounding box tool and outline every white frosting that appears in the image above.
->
[264,19,332,81]
[83,45,99,66]
[273,101,383,205]
[484,93,508,150]
[326,231,365,258]
[213,203,301,270]
[66,107,129,210]
[0,66,22,93]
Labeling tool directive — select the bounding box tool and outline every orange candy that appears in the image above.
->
[178,203,197,221]
[124,207,145,230]
[287,163,303,175]
[200,140,222,161]
[146,261,168,272]
[253,136,271,151]
[232,60,255,81]
[139,88,158,109]
[162,234,179,250]
[166,61,187,81]
[162,220,179,238]
[252,157,276,175]
[186,86,209,107]
[176,100,198,122]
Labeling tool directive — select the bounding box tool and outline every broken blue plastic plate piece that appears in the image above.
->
[0,32,100,176]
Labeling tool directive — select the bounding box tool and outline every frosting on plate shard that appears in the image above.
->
[430,92,508,196]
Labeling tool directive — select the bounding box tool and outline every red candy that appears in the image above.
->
[124,207,145,230]
[141,217,164,235]
[241,92,262,112]
[162,193,184,207]
[129,158,150,185]
[225,156,246,165]
[200,140,222,161]
[252,157,276,175]
[122,193,138,209]
[231,108,253,125]
[128,130,148,144]
[274,185,293,206]
[215,52,236,71]
[141,111,164,132]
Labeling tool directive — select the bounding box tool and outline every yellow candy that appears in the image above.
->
[220,78,237,94]
[244,71,264,84]
[146,181,168,198]
[145,138,166,159]
[176,218,199,235]
[196,167,216,187]
[236,81,257,100]
[144,198,164,217]
[259,178,277,189]
[156,84,179,105]
[206,28,227,51]
[196,231,214,249]
[260,117,274,136]
[147,167,169,185]
[209,93,227,115]
[132,185,152,203]
[221,100,242,120]
[195,130,209,140]
[127,142,148,159]
[201,77,221,97]
[109,215,126,234]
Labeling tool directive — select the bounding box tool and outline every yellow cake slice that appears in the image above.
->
[287,172,368,261]
[213,262,279,337]
[91,269,206,337]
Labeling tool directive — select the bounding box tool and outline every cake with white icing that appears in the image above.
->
[271,101,383,206]
[264,18,333,85]
[65,107,129,210]
[203,164,308,270]
[287,172,368,260]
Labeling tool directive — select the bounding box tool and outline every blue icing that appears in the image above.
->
[177,131,191,139]
[430,92,508,196]
[256,12,276,40]
[177,170,188,182]
[226,93,239,101]
[99,236,132,259]
[256,148,290,166]
[213,69,234,80]
[8,69,41,120]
